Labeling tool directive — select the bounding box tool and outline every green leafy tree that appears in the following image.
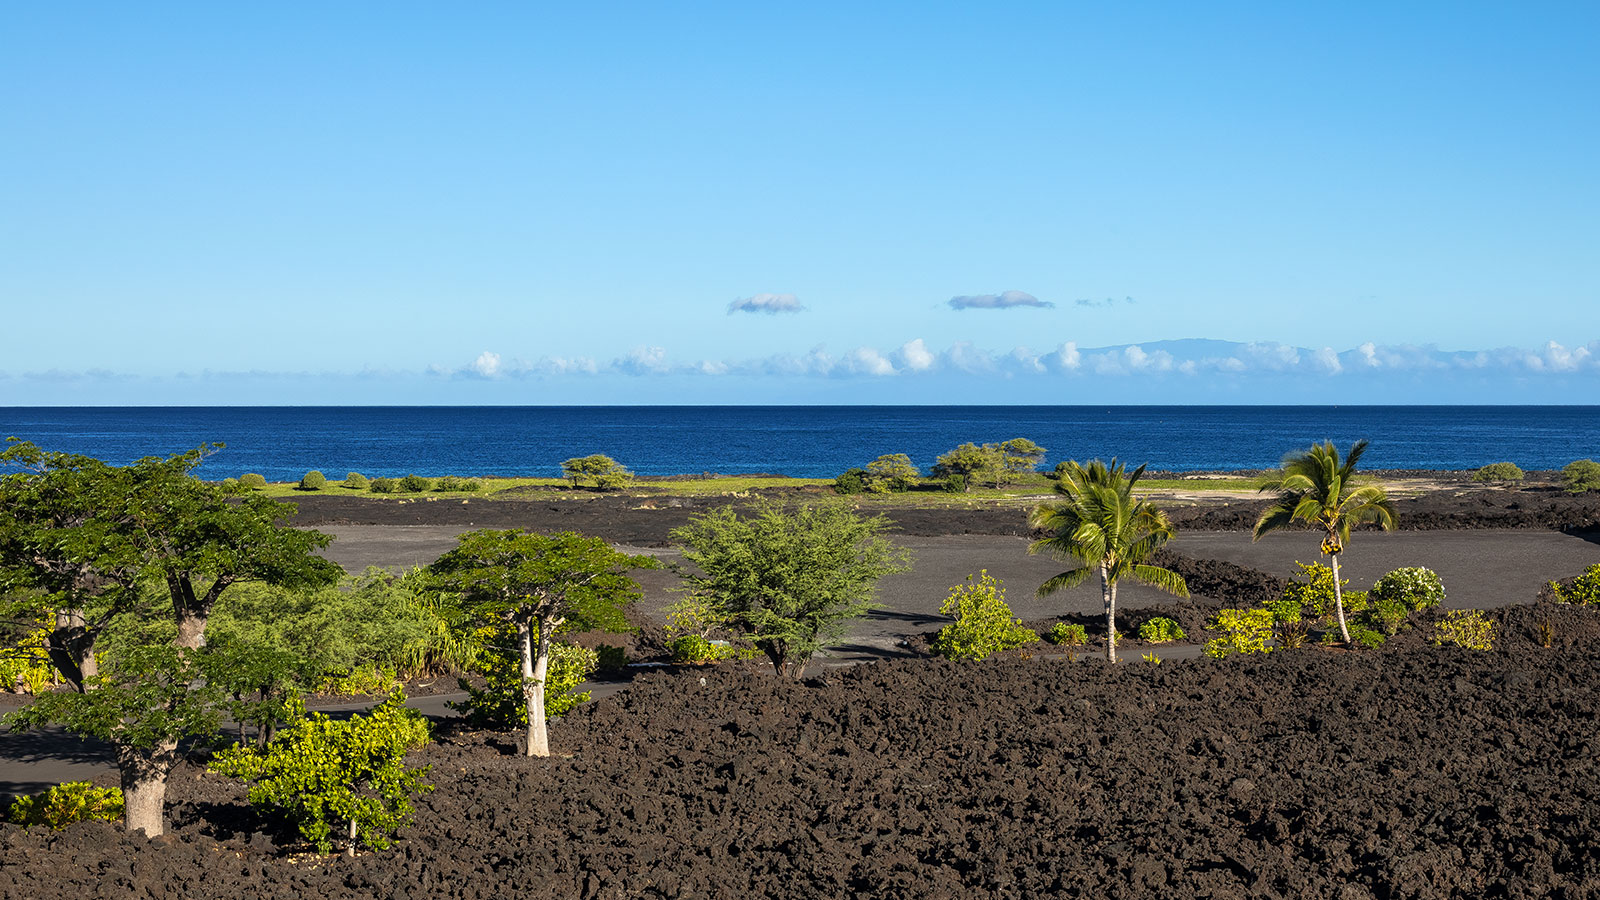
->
[998,438,1048,483]
[428,529,650,756]
[298,470,327,491]
[1,442,340,836]
[1253,440,1397,645]
[5,646,222,837]
[671,500,912,677]
[864,453,920,493]
[931,571,1038,660]
[1029,459,1189,662]
[210,689,432,855]
[561,454,634,490]
[450,639,597,727]
[0,441,145,689]
[931,443,1001,492]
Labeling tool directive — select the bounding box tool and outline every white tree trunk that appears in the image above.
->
[118,741,176,837]
[1331,553,1352,644]
[521,622,550,757]
[1102,563,1117,663]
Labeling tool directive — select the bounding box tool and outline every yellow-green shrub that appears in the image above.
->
[1433,609,1495,650]
[932,571,1039,661]
[1137,617,1185,643]
[1204,609,1275,658]
[0,625,58,694]
[6,782,124,829]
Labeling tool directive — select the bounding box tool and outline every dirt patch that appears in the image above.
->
[7,637,1600,899]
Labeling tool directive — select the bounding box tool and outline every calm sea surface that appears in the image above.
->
[0,407,1595,481]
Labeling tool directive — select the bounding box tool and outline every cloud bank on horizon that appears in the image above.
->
[435,337,1600,381]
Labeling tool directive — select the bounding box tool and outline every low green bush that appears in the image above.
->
[221,477,239,490]
[1262,599,1310,649]
[1045,622,1087,647]
[344,472,369,490]
[239,473,267,490]
[1563,459,1600,493]
[1137,617,1185,643]
[210,689,432,855]
[670,634,733,664]
[5,781,124,829]
[298,470,327,491]
[1471,462,1525,483]
[1370,566,1445,611]
[931,571,1039,661]
[1366,597,1411,636]
[398,474,431,493]
[1203,609,1275,658]
[1433,609,1495,650]
[1325,622,1386,648]
[833,469,867,495]
[940,474,967,494]
[0,624,58,694]
[369,477,397,494]
[457,478,482,492]
[594,644,628,672]
[1550,564,1600,606]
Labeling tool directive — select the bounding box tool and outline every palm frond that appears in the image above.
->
[1036,566,1094,598]
[1131,563,1189,598]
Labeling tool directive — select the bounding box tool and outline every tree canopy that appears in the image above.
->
[560,454,634,490]
[429,529,651,755]
[671,500,911,677]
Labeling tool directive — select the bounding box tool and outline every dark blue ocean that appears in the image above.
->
[0,407,1595,481]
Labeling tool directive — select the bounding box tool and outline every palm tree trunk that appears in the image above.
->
[1330,552,1352,644]
[1102,563,1116,663]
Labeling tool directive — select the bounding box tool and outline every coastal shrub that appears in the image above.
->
[561,454,634,490]
[833,468,867,495]
[1549,564,1600,606]
[435,475,462,492]
[1046,622,1087,648]
[399,474,431,493]
[1263,599,1310,649]
[1370,566,1445,611]
[298,470,327,491]
[369,477,397,494]
[932,571,1038,661]
[450,640,598,728]
[457,478,482,492]
[1203,609,1274,659]
[1471,462,1525,483]
[1562,459,1600,493]
[594,644,628,673]
[940,474,967,494]
[317,666,399,696]
[221,477,239,490]
[5,781,125,829]
[344,472,369,489]
[210,689,432,856]
[239,473,267,490]
[670,634,733,664]
[1137,617,1185,644]
[1433,609,1495,650]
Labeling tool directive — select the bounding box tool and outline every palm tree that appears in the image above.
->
[1253,440,1397,644]
[1029,459,1189,662]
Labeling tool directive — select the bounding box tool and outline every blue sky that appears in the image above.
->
[2,2,1596,404]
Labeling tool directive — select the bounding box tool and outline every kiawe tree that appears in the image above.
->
[1253,440,1396,645]
[560,454,634,491]
[0,441,340,837]
[671,500,911,677]
[428,529,651,757]
[1029,459,1188,662]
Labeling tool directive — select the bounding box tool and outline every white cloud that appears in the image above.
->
[840,347,895,376]
[894,338,936,372]
[948,290,1053,310]
[728,293,805,315]
[1045,342,1081,373]
[613,346,671,375]
[1312,347,1342,374]
[470,351,502,378]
